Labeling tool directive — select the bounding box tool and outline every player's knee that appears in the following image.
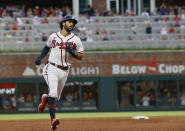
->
[48,92,58,99]
[47,97,56,104]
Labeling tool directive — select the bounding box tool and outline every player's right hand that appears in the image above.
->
[35,57,42,65]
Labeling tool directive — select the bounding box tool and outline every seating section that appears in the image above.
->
[0,15,184,50]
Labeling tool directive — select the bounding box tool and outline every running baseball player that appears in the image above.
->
[35,15,84,130]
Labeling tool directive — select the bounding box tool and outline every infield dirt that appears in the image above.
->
[0,116,184,131]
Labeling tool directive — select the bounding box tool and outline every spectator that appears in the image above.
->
[164,17,170,22]
[146,23,152,34]
[160,7,166,15]
[32,15,40,24]
[102,28,108,35]
[142,94,150,106]
[72,92,79,101]
[174,21,180,27]
[141,10,149,16]
[125,9,130,16]
[16,16,23,25]
[0,95,2,109]
[34,29,42,41]
[19,32,23,37]
[26,8,33,17]
[25,37,30,42]
[127,36,132,40]
[12,22,18,30]
[4,23,10,30]
[130,9,135,16]
[102,28,108,41]
[160,24,168,40]
[25,20,30,24]
[131,24,137,34]
[79,33,87,41]
[86,28,93,42]
[7,32,13,38]
[65,6,72,16]
[42,17,49,24]
[0,19,5,27]
[87,5,95,16]
[166,92,173,105]
[17,38,23,44]
[12,32,17,37]
[41,33,48,41]
[10,95,16,109]
[35,6,41,16]
[47,7,53,17]
[88,92,95,102]
[95,27,101,35]
[144,17,151,24]
[168,6,174,15]
[65,93,73,102]
[41,7,48,17]
[110,30,116,35]
[181,92,185,105]
[26,94,33,102]
[83,92,89,101]
[136,92,142,106]
[169,24,175,34]
[1,95,11,110]
[181,23,185,31]
[147,35,154,41]
[154,15,160,22]
[181,11,185,20]
[86,34,93,42]
[0,8,3,17]
[159,3,166,15]
[86,15,93,24]
[18,93,25,103]
[174,5,179,16]
[173,15,180,22]
[17,8,26,17]
[149,93,156,105]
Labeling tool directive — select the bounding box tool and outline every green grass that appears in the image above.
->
[86,47,185,52]
[1,111,185,120]
[1,47,185,53]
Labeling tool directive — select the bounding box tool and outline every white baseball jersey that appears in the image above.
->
[43,32,84,99]
[47,32,84,66]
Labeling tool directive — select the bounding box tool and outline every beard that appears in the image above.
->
[63,24,73,32]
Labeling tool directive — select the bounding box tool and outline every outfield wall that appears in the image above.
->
[0,50,185,112]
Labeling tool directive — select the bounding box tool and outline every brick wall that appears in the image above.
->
[92,0,107,15]
[1,51,185,78]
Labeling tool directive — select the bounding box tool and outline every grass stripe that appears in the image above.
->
[0,111,185,120]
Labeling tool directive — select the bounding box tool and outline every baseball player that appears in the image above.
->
[35,15,84,130]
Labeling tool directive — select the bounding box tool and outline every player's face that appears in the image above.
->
[63,20,75,32]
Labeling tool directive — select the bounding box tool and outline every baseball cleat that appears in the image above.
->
[38,94,48,113]
[51,118,60,130]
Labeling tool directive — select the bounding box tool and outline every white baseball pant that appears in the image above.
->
[43,63,69,100]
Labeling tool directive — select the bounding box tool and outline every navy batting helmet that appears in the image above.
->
[59,15,78,30]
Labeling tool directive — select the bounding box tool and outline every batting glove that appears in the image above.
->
[35,56,42,65]
[66,45,77,58]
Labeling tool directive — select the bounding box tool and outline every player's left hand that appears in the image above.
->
[35,57,42,65]
[65,45,73,53]
[65,45,77,58]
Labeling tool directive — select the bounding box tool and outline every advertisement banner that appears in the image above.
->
[0,51,185,77]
